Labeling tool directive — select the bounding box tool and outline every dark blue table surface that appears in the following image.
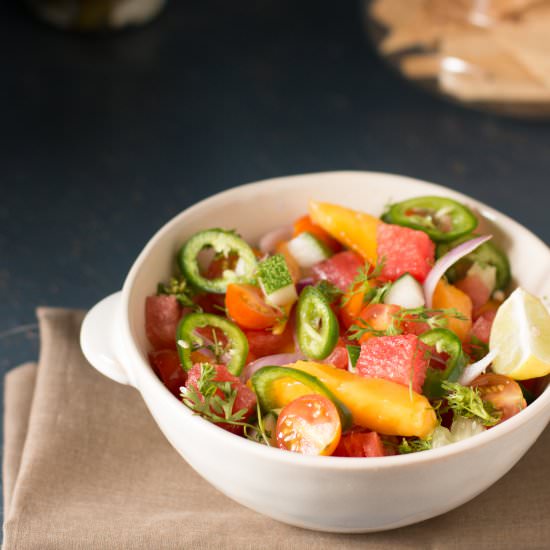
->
[1,0,549,530]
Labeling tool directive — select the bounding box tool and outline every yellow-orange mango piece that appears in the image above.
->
[432,279,473,342]
[309,201,379,264]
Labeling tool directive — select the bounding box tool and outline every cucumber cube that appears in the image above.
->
[258,254,297,306]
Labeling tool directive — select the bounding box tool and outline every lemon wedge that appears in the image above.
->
[490,288,550,380]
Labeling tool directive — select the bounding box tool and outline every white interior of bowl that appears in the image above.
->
[119,171,550,464]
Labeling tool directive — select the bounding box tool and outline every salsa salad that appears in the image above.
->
[145,198,550,457]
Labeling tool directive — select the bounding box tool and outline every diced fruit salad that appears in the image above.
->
[145,198,550,457]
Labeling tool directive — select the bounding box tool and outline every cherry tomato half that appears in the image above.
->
[276,394,342,456]
[470,373,526,423]
[356,304,400,343]
[226,283,281,330]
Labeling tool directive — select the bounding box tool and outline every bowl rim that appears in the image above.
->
[119,170,550,470]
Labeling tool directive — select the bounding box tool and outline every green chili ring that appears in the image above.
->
[176,312,249,375]
[420,328,468,398]
[251,366,353,430]
[179,229,257,294]
[296,286,339,360]
[436,235,511,290]
[383,196,478,242]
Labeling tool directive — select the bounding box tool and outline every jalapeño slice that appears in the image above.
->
[179,229,257,294]
[176,313,248,375]
[296,286,339,360]
[382,196,478,242]
[251,366,353,430]
[420,328,468,398]
[436,235,511,290]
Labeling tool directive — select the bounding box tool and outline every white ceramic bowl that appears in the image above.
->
[80,171,550,533]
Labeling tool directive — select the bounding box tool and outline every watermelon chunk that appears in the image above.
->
[456,274,492,311]
[376,223,435,283]
[185,364,257,434]
[333,431,386,457]
[311,251,364,292]
[470,310,496,344]
[193,292,226,314]
[323,342,349,370]
[149,349,187,397]
[244,324,294,358]
[145,295,183,350]
[356,334,429,394]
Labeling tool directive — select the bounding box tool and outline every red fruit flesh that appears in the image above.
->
[185,364,257,434]
[376,223,435,283]
[145,295,183,350]
[311,251,364,292]
[356,333,429,394]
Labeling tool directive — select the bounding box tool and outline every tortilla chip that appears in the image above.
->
[440,30,538,81]
[400,54,442,79]
[521,1,550,22]
[491,23,550,88]
[370,0,426,28]
[425,0,482,22]
[380,13,463,54]
[485,0,543,19]
[440,71,550,102]
[371,0,550,105]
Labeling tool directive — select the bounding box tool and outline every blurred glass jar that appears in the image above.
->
[366,0,550,117]
[25,0,166,31]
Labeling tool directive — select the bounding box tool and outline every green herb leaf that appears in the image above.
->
[363,281,392,305]
[347,306,468,341]
[244,402,274,446]
[441,380,501,427]
[157,276,197,308]
[348,319,400,341]
[212,303,228,315]
[398,437,432,454]
[316,280,343,304]
[341,259,386,306]
[181,363,251,427]
[394,306,467,329]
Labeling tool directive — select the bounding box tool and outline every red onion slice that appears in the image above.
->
[296,277,314,293]
[424,235,492,308]
[458,348,498,385]
[259,225,293,254]
[241,352,305,382]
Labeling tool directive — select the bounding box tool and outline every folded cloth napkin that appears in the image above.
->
[3,309,550,549]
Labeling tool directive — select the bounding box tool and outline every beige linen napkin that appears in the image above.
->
[3,308,550,549]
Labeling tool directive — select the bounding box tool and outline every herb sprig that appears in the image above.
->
[348,306,467,341]
[441,381,501,427]
[341,259,386,306]
[244,402,274,447]
[398,437,432,454]
[157,276,198,308]
[316,280,343,304]
[181,363,274,446]
[181,363,250,427]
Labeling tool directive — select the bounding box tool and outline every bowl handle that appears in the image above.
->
[80,292,135,387]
